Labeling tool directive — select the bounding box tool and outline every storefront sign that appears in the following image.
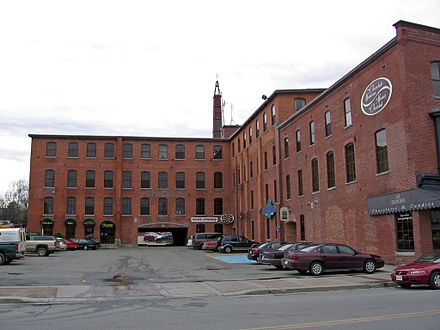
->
[262,199,276,218]
[100,221,115,229]
[84,219,95,226]
[64,219,76,226]
[280,207,289,221]
[191,217,218,223]
[41,219,54,225]
[361,77,392,115]
[221,214,235,224]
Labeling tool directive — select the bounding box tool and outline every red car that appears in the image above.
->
[202,240,219,251]
[391,252,440,289]
[282,243,384,275]
[63,239,79,250]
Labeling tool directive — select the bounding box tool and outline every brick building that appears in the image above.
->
[28,21,440,263]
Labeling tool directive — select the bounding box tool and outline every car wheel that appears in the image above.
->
[37,247,48,257]
[224,246,232,254]
[275,265,283,270]
[429,271,440,289]
[399,283,411,288]
[84,245,88,250]
[156,239,162,243]
[4,258,12,265]
[309,261,323,276]
[363,259,376,274]
[0,253,5,265]
[297,269,307,275]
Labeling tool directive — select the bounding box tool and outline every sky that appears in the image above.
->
[0,0,439,195]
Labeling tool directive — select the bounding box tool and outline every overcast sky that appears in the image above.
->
[0,0,439,195]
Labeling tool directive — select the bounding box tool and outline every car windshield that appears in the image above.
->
[257,243,270,249]
[415,252,440,263]
[300,245,319,252]
[278,244,294,251]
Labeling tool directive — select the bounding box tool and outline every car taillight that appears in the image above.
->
[15,245,19,252]
[252,248,258,254]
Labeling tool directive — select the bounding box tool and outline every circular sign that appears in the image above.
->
[221,214,234,224]
[361,77,392,115]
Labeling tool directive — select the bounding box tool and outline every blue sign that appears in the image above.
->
[262,199,277,218]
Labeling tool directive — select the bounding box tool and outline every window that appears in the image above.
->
[176,172,185,189]
[431,210,440,250]
[85,197,94,215]
[256,119,260,138]
[66,197,76,215]
[196,224,205,233]
[325,111,331,137]
[263,112,267,132]
[122,197,131,215]
[46,142,56,157]
[123,143,132,159]
[344,98,352,127]
[103,197,113,215]
[176,198,185,215]
[67,170,77,188]
[266,218,270,240]
[274,180,277,202]
[232,142,235,157]
[195,145,205,159]
[214,223,223,234]
[158,172,168,189]
[243,133,247,149]
[294,98,306,112]
[141,171,150,188]
[271,104,276,125]
[214,198,223,215]
[86,170,95,188]
[396,212,414,251]
[309,121,315,145]
[375,129,389,174]
[158,144,168,160]
[45,170,55,187]
[272,145,276,165]
[284,137,289,159]
[104,143,114,158]
[251,190,254,209]
[44,197,53,215]
[250,161,253,178]
[68,142,78,157]
[300,215,305,240]
[87,143,96,158]
[265,183,269,201]
[431,61,440,97]
[238,138,241,153]
[175,145,185,159]
[213,145,222,160]
[264,151,268,170]
[158,198,167,215]
[196,198,205,215]
[140,198,150,215]
[326,151,335,189]
[296,130,301,153]
[298,170,303,196]
[214,172,223,189]
[196,172,205,189]
[122,171,132,189]
[141,144,151,159]
[311,158,319,193]
[286,175,291,200]
[345,143,356,183]
[249,127,253,145]
[104,170,113,188]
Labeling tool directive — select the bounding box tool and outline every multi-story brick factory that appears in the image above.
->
[28,21,440,263]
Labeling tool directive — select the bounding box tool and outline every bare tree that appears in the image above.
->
[1,179,29,225]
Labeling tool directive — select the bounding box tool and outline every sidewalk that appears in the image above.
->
[0,267,395,304]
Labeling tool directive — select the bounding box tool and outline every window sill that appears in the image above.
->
[121,215,132,217]
[212,158,223,161]
[196,188,206,191]
[139,215,151,217]
[68,157,78,159]
[312,190,320,195]
[123,158,133,160]
[175,214,186,217]
[175,158,185,161]
[84,214,95,217]
[175,188,186,191]
[327,186,336,191]
[43,214,54,217]
[43,186,55,189]
[376,171,390,177]
[325,135,332,140]
[309,144,315,148]
[85,187,96,189]
[104,157,115,160]
[395,251,415,256]
[195,159,206,161]
[344,125,352,130]
[122,188,132,190]
[158,158,168,161]
[345,180,357,186]
[140,158,152,160]
[86,157,96,159]
[67,187,77,189]
[104,187,114,190]
[103,214,114,217]
[45,156,56,159]
[158,215,168,217]
[65,214,76,217]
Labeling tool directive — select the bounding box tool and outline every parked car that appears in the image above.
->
[258,242,313,269]
[26,235,58,256]
[282,243,384,275]
[0,242,20,265]
[155,232,173,244]
[56,238,67,251]
[144,232,159,242]
[191,232,223,249]
[217,235,259,253]
[247,241,286,261]
[63,239,79,250]
[202,239,220,251]
[73,239,99,250]
[391,252,440,289]
[187,234,194,248]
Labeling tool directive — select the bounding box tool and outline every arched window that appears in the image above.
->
[345,143,356,183]
[158,172,168,189]
[46,142,56,157]
[196,198,205,215]
[176,172,185,189]
[176,198,185,215]
[45,170,55,188]
[175,145,185,159]
[158,144,168,160]
[214,172,223,189]
[158,198,167,215]
[85,197,94,215]
[140,198,150,215]
[375,129,389,174]
[326,151,335,188]
[122,197,131,215]
[311,158,319,192]
[196,172,205,189]
[214,198,223,215]
[68,142,78,157]
[195,145,205,159]
[122,171,132,189]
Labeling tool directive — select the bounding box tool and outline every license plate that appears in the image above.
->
[396,275,402,281]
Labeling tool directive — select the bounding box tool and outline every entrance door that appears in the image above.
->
[100,221,115,244]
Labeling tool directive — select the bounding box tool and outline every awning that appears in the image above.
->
[84,219,95,226]
[64,219,77,226]
[368,188,440,215]
[41,218,54,225]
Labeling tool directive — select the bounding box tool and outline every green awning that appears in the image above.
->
[41,219,54,225]
[100,220,115,229]
[84,219,95,226]
[64,219,77,226]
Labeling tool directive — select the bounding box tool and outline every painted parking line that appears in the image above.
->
[210,254,256,263]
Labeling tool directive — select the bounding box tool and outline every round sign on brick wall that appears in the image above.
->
[361,77,392,115]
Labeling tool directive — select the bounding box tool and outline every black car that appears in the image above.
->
[73,239,99,250]
[217,235,258,253]
[258,242,313,269]
[247,241,286,261]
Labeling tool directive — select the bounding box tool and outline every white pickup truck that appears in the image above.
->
[26,235,58,256]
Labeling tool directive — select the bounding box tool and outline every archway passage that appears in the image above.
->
[138,222,188,246]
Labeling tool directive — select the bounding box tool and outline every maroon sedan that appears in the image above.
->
[391,252,440,289]
[282,243,384,275]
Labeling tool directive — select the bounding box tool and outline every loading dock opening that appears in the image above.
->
[138,222,188,246]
